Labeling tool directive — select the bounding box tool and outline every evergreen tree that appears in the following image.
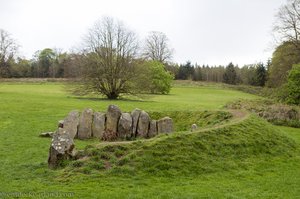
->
[254,63,267,87]
[223,62,237,84]
[176,61,194,80]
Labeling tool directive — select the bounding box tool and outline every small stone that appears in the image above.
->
[191,124,198,132]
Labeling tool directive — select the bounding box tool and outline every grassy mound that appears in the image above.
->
[68,115,297,177]
[149,110,232,131]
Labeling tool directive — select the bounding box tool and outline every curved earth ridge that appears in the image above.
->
[94,109,250,147]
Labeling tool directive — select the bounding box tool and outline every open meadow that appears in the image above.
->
[0,81,299,198]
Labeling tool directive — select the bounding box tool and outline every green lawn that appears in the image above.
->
[0,82,299,198]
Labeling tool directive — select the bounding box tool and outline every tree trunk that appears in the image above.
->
[106,92,119,99]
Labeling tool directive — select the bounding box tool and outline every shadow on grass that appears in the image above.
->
[70,96,156,103]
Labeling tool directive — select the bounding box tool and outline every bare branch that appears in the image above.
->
[80,17,139,99]
[0,29,19,77]
[143,31,173,63]
[273,0,300,48]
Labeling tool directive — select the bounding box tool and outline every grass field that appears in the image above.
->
[0,81,299,198]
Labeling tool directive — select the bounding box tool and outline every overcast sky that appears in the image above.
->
[0,0,285,66]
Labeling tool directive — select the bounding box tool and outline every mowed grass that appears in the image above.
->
[0,81,299,198]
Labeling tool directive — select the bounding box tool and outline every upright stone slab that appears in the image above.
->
[78,108,93,139]
[92,112,106,139]
[148,120,157,138]
[103,105,122,141]
[63,110,79,139]
[118,113,133,139]
[137,111,150,138]
[131,108,141,137]
[157,117,173,133]
[48,129,75,169]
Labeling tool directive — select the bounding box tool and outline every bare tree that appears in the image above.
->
[274,0,300,48]
[80,17,138,99]
[0,29,18,77]
[143,31,173,63]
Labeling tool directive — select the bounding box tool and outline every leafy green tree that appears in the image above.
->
[285,64,300,105]
[239,65,256,85]
[147,61,174,94]
[37,48,55,78]
[223,62,237,84]
[133,60,173,94]
[267,41,300,87]
[11,58,32,77]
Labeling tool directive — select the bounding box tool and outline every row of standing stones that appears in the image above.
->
[48,105,173,168]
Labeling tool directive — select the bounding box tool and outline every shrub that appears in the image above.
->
[134,61,174,94]
[285,64,300,105]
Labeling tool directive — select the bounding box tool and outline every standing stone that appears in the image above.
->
[78,108,93,139]
[191,124,198,132]
[103,105,122,141]
[63,110,79,139]
[118,113,133,139]
[131,108,142,137]
[92,112,106,139]
[157,117,173,133]
[48,129,75,169]
[148,120,157,138]
[137,111,150,138]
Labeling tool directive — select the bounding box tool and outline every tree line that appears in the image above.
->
[0,17,174,99]
[0,27,269,87]
[0,0,299,103]
[167,61,268,87]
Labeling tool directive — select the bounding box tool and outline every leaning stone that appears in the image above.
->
[78,108,93,139]
[39,132,54,138]
[131,108,142,137]
[137,111,150,138]
[58,120,64,128]
[63,110,79,139]
[148,120,157,138]
[118,113,133,139]
[92,112,106,139]
[157,117,173,133]
[191,124,198,132]
[103,105,122,141]
[48,130,75,169]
